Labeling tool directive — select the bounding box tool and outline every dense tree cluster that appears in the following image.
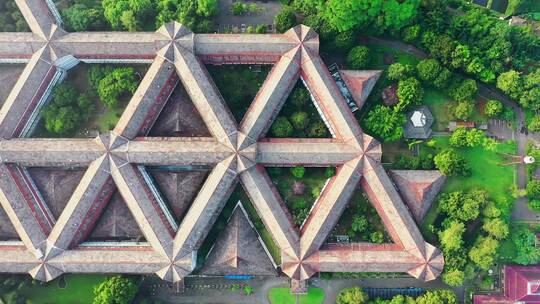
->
[336,287,457,304]
[274,6,297,33]
[96,67,139,108]
[364,105,405,142]
[434,189,510,286]
[346,46,371,69]
[61,0,218,33]
[62,1,107,32]
[42,83,95,135]
[0,1,28,32]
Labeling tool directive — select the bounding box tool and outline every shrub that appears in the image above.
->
[271,116,293,137]
[346,46,371,69]
[290,166,305,179]
[231,2,245,15]
[311,186,322,199]
[290,111,309,131]
[484,99,503,117]
[370,231,384,244]
[246,25,254,33]
[255,24,267,33]
[274,6,296,33]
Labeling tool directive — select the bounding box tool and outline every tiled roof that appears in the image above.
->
[0,0,443,291]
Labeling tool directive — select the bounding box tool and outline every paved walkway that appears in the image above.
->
[151,276,465,304]
[365,36,540,221]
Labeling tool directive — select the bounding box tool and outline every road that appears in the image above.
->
[365,36,539,221]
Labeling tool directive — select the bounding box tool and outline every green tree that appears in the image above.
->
[396,77,423,111]
[483,218,509,240]
[336,287,369,304]
[365,105,405,142]
[416,290,457,304]
[243,285,253,295]
[434,149,470,177]
[271,116,294,137]
[401,24,420,43]
[196,0,219,17]
[274,6,297,33]
[98,67,139,108]
[469,236,499,270]
[439,190,487,221]
[290,166,305,179]
[496,70,523,100]
[449,79,477,103]
[255,24,267,34]
[453,101,474,121]
[527,180,540,199]
[416,58,442,83]
[325,167,336,178]
[346,46,370,69]
[88,65,114,90]
[449,127,468,148]
[484,99,503,117]
[93,276,138,304]
[290,111,309,131]
[442,268,465,287]
[438,220,465,252]
[349,215,369,237]
[387,63,412,81]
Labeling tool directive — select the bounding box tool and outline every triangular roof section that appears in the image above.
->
[339,70,382,110]
[390,170,446,223]
[200,202,277,276]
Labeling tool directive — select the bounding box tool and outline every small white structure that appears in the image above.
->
[524,156,535,164]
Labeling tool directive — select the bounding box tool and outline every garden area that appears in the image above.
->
[328,187,390,244]
[33,63,147,138]
[267,166,332,227]
[206,64,271,123]
[268,287,324,304]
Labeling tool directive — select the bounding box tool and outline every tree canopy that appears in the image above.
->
[92,276,139,304]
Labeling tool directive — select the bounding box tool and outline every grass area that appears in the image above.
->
[420,136,517,240]
[25,274,106,304]
[268,288,325,304]
[368,44,420,69]
[206,65,271,123]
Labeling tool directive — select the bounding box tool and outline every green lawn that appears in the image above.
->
[268,288,325,304]
[420,136,517,240]
[25,274,106,304]
[423,88,451,132]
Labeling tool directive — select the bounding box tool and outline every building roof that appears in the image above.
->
[474,265,540,304]
[390,170,446,223]
[338,70,382,110]
[403,105,434,139]
[0,0,443,290]
[199,203,277,276]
